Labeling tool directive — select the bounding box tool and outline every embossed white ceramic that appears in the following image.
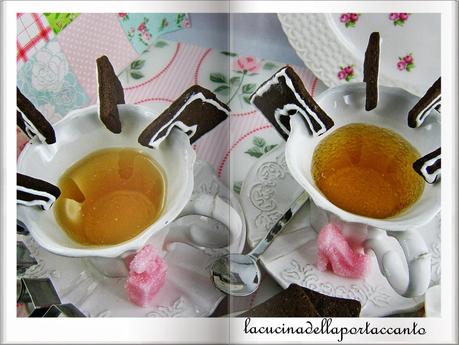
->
[17,104,242,258]
[285,83,440,297]
[425,285,441,317]
[240,145,441,316]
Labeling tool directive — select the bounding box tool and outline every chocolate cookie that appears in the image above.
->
[413,148,441,184]
[249,66,334,140]
[363,32,381,111]
[241,284,320,317]
[300,285,361,317]
[96,55,125,134]
[241,283,361,317]
[408,77,441,128]
[138,85,230,149]
[17,173,61,210]
[17,88,56,144]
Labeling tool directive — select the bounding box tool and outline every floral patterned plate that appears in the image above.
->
[19,160,246,317]
[194,49,282,115]
[118,40,179,87]
[239,145,441,317]
[278,13,440,96]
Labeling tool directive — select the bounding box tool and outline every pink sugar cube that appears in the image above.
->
[125,245,167,307]
[316,223,369,279]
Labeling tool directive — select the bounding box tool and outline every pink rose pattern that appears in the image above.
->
[119,14,189,54]
[118,13,129,21]
[124,17,152,45]
[127,26,135,40]
[389,13,410,26]
[397,53,415,72]
[337,13,414,77]
[182,18,191,29]
[340,13,360,28]
[337,65,355,82]
[232,56,262,74]
[210,52,278,105]
[137,18,152,46]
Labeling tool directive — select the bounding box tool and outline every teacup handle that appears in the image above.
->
[365,227,431,297]
[163,193,243,252]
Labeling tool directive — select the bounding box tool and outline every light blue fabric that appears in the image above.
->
[17,39,89,119]
[117,13,190,54]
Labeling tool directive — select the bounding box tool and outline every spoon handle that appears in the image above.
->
[248,191,309,260]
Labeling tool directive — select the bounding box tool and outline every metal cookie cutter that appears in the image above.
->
[43,304,86,317]
[17,241,37,275]
[17,278,61,317]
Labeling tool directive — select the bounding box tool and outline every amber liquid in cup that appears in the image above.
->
[312,123,424,219]
[54,148,166,245]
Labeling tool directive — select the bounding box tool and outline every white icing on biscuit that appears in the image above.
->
[274,104,306,135]
[17,185,57,210]
[154,121,198,149]
[148,92,229,148]
[420,155,441,184]
[17,107,47,143]
[416,95,441,127]
[250,67,327,136]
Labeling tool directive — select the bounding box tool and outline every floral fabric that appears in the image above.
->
[117,13,191,54]
[17,40,89,120]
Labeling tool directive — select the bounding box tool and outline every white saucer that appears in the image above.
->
[19,160,246,317]
[240,145,441,317]
[278,13,440,97]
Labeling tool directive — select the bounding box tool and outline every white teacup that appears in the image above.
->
[285,83,440,297]
[17,104,242,261]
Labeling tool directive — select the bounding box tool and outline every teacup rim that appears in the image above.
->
[17,103,197,258]
[285,82,441,230]
[17,104,158,166]
[315,81,421,102]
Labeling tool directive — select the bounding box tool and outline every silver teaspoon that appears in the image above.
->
[163,215,230,251]
[210,191,309,296]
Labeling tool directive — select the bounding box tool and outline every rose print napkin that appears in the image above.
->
[16,13,191,120]
[17,40,89,121]
[117,13,191,54]
[17,13,190,67]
